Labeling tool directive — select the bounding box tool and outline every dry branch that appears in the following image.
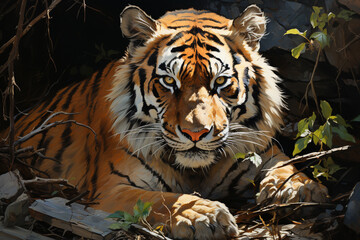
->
[22,177,75,188]
[14,111,97,146]
[0,0,62,57]
[236,202,336,223]
[267,145,351,171]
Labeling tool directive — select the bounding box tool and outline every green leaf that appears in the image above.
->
[296,118,308,138]
[124,211,136,223]
[109,222,124,230]
[325,157,344,175]
[332,125,355,143]
[320,100,332,119]
[322,121,333,148]
[337,9,355,21]
[308,112,316,129]
[234,152,246,159]
[328,12,336,21]
[284,28,307,38]
[109,221,132,231]
[312,6,322,15]
[248,152,262,167]
[310,31,330,48]
[310,12,318,28]
[313,125,324,145]
[352,114,360,122]
[291,42,306,59]
[329,114,350,127]
[107,211,125,219]
[312,163,329,179]
[293,135,312,156]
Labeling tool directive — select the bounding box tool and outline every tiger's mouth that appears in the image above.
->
[174,147,216,169]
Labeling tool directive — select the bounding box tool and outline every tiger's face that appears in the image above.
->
[109,5,284,169]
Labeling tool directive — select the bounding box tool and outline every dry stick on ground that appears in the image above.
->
[0,0,62,57]
[237,202,335,222]
[22,177,76,188]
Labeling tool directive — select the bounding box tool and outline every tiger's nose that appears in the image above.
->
[181,128,210,142]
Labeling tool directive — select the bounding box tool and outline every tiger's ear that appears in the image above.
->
[231,5,266,51]
[120,6,157,42]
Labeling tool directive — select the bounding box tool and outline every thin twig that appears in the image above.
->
[14,111,97,145]
[22,177,75,188]
[303,47,321,114]
[266,145,351,171]
[7,0,27,169]
[0,0,62,57]
[15,158,50,177]
[66,190,90,205]
[336,34,360,52]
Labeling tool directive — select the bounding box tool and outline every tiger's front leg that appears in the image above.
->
[257,145,328,207]
[98,184,238,240]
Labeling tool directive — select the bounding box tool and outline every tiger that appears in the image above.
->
[1,5,329,239]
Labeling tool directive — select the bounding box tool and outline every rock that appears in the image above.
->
[3,193,30,227]
[338,0,360,14]
[344,182,360,234]
[0,170,24,203]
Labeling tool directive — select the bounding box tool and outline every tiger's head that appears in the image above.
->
[109,5,284,169]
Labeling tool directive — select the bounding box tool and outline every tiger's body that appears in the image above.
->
[3,5,328,239]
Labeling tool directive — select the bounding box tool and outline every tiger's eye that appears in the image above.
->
[164,76,175,85]
[215,76,226,85]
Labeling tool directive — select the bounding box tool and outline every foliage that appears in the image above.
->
[311,157,344,180]
[107,199,153,231]
[234,152,262,167]
[293,100,355,180]
[284,7,354,58]
[294,100,355,156]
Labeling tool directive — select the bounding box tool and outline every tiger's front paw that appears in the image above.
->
[257,171,328,205]
[170,195,238,240]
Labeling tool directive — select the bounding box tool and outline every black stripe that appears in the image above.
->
[243,67,250,86]
[171,45,191,53]
[18,117,39,137]
[90,151,100,199]
[171,18,195,23]
[147,49,158,66]
[202,25,227,29]
[81,78,91,94]
[198,17,221,23]
[205,44,220,52]
[91,70,103,99]
[109,162,141,188]
[208,158,244,196]
[120,147,172,192]
[227,163,251,195]
[234,85,248,119]
[165,9,211,16]
[53,122,72,173]
[167,32,184,46]
[168,25,190,29]
[62,83,81,110]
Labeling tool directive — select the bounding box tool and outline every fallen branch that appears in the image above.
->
[22,177,75,188]
[130,223,172,240]
[267,145,351,171]
[236,202,335,222]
